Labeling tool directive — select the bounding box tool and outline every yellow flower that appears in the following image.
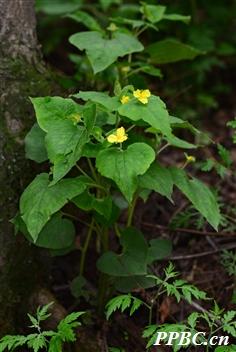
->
[68,113,81,124]
[133,89,151,104]
[107,23,118,31]
[121,66,131,73]
[185,154,196,163]
[120,95,130,104]
[107,127,128,144]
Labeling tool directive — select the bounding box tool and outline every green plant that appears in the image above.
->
[0,303,84,352]
[8,1,235,351]
[228,118,236,144]
[143,303,236,351]
[106,264,236,351]
[13,0,224,344]
[221,250,236,304]
[13,40,222,312]
[36,0,204,91]
[14,82,221,308]
[221,250,236,277]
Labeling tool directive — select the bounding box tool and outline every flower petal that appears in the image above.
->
[107,134,118,143]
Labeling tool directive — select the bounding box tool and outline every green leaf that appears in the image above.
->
[141,3,166,23]
[166,134,196,149]
[48,336,62,352]
[82,142,103,158]
[25,123,48,163]
[70,275,87,299]
[145,324,187,350]
[97,228,148,276]
[57,312,84,342]
[139,163,173,200]
[118,95,172,137]
[58,311,84,326]
[0,335,25,351]
[30,96,83,132]
[36,0,82,15]
[67,10,102,31]
[36,302,53,321]
[115,275,156,292]
[74,91,120,111]
[227,118,236,143]
[13,213,75,250]
[217,144,232,167]
[170,168,220,230]
[46,103,96,183]
[27,334,46,352]
[170,116,200,135]
[106,294,142,319]
[215,346,236,352]
[69,31,143,73]
[99,0,121,11]
[106,294,132,319]
[35,214,75,249]
[163,14,191,24]
[20,173,86,240]
[110,17,146,29]
[73,191,112,220]
[223,324,236,337]
[223,311,236,323]
[46,121,88,183]
[187,312,199,328]
[147,239,172,264]
[139,65,163,78]
[96,143,155,202]
[147,39,204,64]
[94,202,120,227]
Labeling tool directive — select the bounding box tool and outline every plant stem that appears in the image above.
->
[87,182,107,193]
[76,164,92,179]
[97,273,110,315]
[114,222,121,238]
[126,124,136,132]
[128,53,132,64]
[115,111,120,128]
[61,212,78,222]
[157,143,170,155]
[80,218,95,276]
[136,24,148,37]
[127,196,137,227]
[97,226,110,314]
[87,158,99,183]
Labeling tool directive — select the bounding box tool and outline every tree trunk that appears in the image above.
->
[0,0,54,335]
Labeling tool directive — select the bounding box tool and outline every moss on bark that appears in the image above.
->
[0,58,58,335]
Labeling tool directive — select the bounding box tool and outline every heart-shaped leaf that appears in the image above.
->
[13,213,75,250]
[20,173,86,240]
[96,143,155,202]
[69,31,144,73]
[97,228,149,277]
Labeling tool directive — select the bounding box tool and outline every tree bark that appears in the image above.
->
[0,0,40,62]
[0,0,54,335]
